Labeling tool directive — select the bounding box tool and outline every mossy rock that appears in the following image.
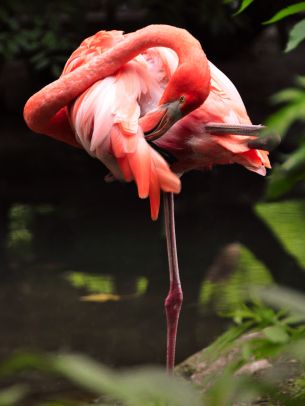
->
[176,330,305,405]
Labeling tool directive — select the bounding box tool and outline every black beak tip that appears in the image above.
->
[248,133,281,152]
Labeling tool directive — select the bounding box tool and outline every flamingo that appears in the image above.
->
[23,25,271,373]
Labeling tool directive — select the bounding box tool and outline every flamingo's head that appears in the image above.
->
[141,63,210,141]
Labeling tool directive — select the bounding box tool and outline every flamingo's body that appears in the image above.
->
[155,62,270,175]
[59,30,269,219]
[23,25,271,372]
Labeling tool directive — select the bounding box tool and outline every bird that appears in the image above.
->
[24,25,271,373]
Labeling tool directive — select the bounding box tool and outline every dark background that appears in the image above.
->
[1,0,305,371]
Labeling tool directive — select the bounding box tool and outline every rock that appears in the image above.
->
[176,330,304,405]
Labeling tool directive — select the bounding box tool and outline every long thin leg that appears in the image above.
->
[163,192,183,373]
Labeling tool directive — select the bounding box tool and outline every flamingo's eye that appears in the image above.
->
[179,95,185,104]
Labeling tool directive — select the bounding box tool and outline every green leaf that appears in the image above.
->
[271,88,305,104]
[202,323,253,362]
[282,142,305,175]
[0,385,28,406]
[296,76,305,88]
[290,339,305,360]
[264,2,305,24]
[266,164,296,200]
[51,354,201,406]
[234,0,255,15]
[0,352,49,377]
[286,18,305,52]
[266,143,305,199]
[263,325,289,343]
[256,286,305,318]
[266,98,305,138]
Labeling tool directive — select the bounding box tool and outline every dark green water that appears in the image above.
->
[1,161,305,368]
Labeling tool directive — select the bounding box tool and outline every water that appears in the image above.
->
[1,195,227,367]
[1,123,305,370]
[2,187,305,367]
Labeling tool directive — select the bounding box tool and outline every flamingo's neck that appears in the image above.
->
[24,25,209,135]
[118,25,204,68]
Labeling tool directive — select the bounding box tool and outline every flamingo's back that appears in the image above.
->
[63,31,181,220]
[62,30,270,218]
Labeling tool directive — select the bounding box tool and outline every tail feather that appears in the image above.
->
[110,125,181,218]
[150,148,181,192]
[66,48,181,220]
[213,134,271,175]
[128,136,151,198]
[149,161,161,220]
[117,157,133,182]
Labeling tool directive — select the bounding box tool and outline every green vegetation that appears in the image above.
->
[228,0,305,203]
[66,272,148,300]
[265,78,305,199]
[256,200,305,267]
[232,0,305,52]
[7,204,33,262]
[0,0,84,76]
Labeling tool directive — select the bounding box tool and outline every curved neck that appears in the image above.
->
[24,25,209,133]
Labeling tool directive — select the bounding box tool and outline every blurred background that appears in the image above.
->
[1,0,305,376]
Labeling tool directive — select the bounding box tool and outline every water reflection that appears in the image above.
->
[1,166,305,368]
[66,271,148,301]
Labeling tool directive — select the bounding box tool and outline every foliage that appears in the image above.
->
[232,0,255,16]
[65,271,148,302]
[263,2,305,25]
[227,1,305,199]
[264,77,305,199]
[0,0,85,76]
[216,287,305,363]
[0,385,28,406]
[180,285,305,405]
[229,0,305,52]
[286,19,305,52]
[0,353,201,406]
[7,204,34,262]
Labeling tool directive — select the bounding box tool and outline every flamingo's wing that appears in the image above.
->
[202,62,271,174]
[64,32,180,220]
[153,56,271,175]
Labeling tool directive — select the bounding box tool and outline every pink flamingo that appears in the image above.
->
[24,25,270,372]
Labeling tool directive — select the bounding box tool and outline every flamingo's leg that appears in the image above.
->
[163,192,183,373]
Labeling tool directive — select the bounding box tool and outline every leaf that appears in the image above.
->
[266,143,305,199]
[255,286,305,318]
[286,18,305,52]
[0,385,28,406]
[263,325,289,343]
[271,88,305,104]
[266,165,296,200]
[51,354,202,406]
[0,352,49,377]
[282,142,305,175]
[266,98,305,138]
[290,339,305,360]
[296,76,305,88]
[202,323,253,362]
[234,0,255,15]
[263,2,305,24]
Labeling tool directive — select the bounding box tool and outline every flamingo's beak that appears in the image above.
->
[140,100,182,141]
